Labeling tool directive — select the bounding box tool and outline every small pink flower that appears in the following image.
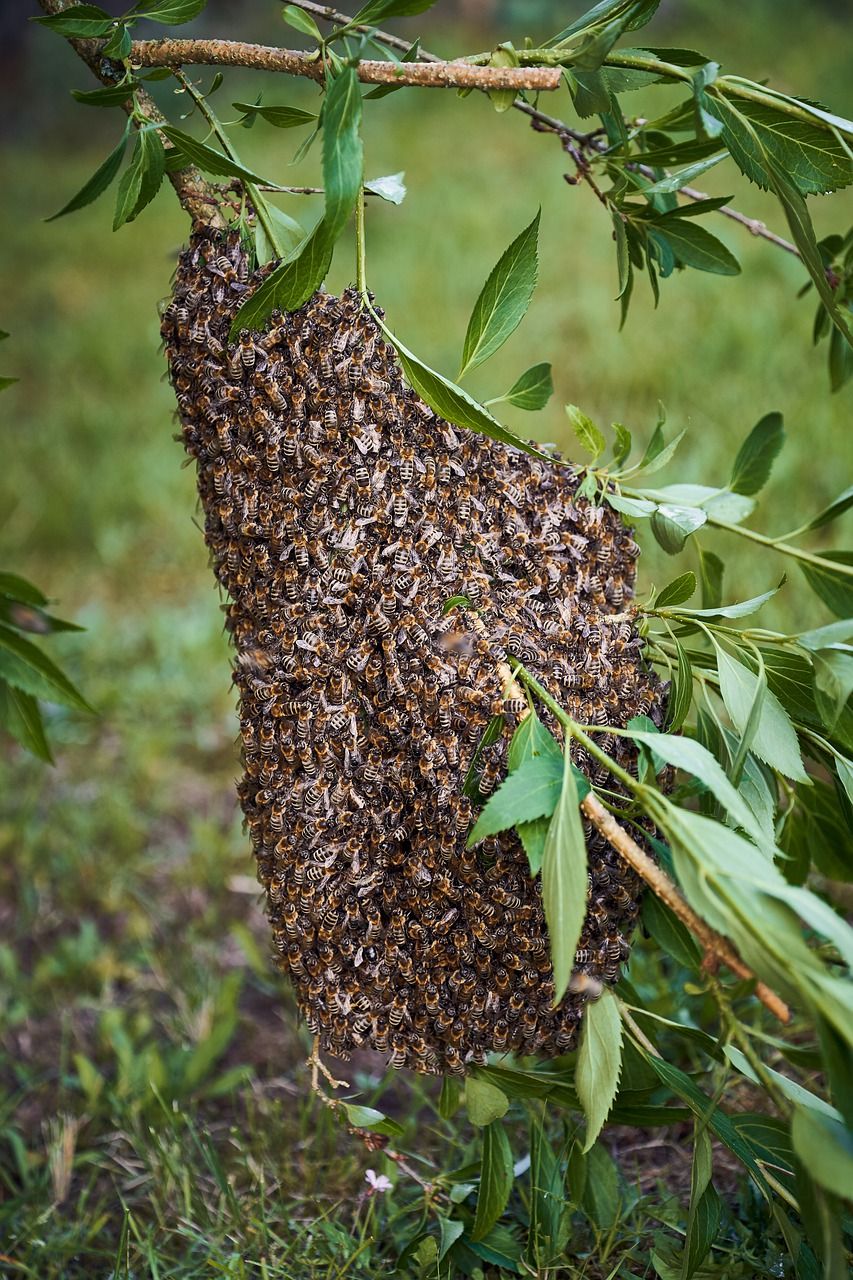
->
[365,1169,393,1194]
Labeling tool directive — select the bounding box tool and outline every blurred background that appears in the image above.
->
[0,1,851,1273]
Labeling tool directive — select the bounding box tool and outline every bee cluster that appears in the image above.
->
[161,227,666,1076]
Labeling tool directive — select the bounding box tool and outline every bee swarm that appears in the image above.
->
[162,227,666,1076]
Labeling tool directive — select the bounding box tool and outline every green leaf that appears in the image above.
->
[466,1076,510,1127]
[800,552,853,618]
[671,581,783,620]
[517,817,550,877]
[254,202,304,265]
[801,485,853,533]
[656,571,696,609]
[835,753,853,806]
[71,82,137,107]
[791,1107,853,1198]
[724,1046,841,1121]
[713,640,808,782]
[322,68,363,244]
[230,221,332,336]
[160,126,280,187]
[665,635,694,733]
[651,504,707,554]
[507,711,562,772]
[683,1127,722,1279]
[611,421,632,467]
[542,748,589,1004]
[376,315,554,461]
[0,625,92,713]
[437,1217,464,1261]
[650,214,741,275]
[467,755,563,845]
[102,24,132,58]
[705,93,853,196]
[767,161,853,346]
[577,990,623,1151]
[351,0,439,26]
[0,573,48,607]
[644,1053,769,1191]
[471,1120,513,1241]
[489,362,553,411]
[635,426,687,477]
[796,620,853,651]
[628,729,776,851]
[233,102,317,128]
[548,1,661,46]
[729,412,785,496]
[47,121,131,221]
[113,127,166,229]
[813,646,853,730]
[605,492,657,518]
[527,1115,566,1262]
[829,322,853,393]
[459,211,540,378]
[33,5,113,37]
[0,682,52,762]
[281,4,323,39]
[641,891,701,970]
[341,1103,405,1136]
[487,44,520,114]
[640,152,727,194]
[132,0,207,23]
[365,171,406,204]
[697,546,724,610]
[565,404,606,461]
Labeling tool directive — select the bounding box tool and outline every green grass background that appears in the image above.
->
[0,1,851,1274]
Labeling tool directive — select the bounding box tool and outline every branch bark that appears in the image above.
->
[37,0,224,226]
[130,38,562,91]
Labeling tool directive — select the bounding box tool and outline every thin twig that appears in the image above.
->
[679,186,800,257]
[476,627,791,1026]
[37,0,224,227]
[130,38,562,91]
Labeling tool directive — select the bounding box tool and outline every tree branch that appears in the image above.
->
[130,38,562,91]
[484,638,791,1026]
[286,1,805,265]
[37,0,224,227]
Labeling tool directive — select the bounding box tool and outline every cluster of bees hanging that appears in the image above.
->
[161,226,667,1075]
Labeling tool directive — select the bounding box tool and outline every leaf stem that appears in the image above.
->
[355,185,367,296]
[174,69,285,259]
[509,659,639,790]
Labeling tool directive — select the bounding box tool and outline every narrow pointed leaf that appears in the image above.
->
[577,990,623,1151]
[0,682,52,762]
[472,1120,513,1241]
[713,641,808,781]
[459,211,540,377]
[322,67,363,243]
[233,102,317,129]
[377,315,554,460]
[47,122,130,220]
[230,220,332,335]
[491,362,553,411]
[729,412,785,496]
[542,748,588,1003]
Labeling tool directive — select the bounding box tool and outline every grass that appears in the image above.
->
[1,3,852,1276]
